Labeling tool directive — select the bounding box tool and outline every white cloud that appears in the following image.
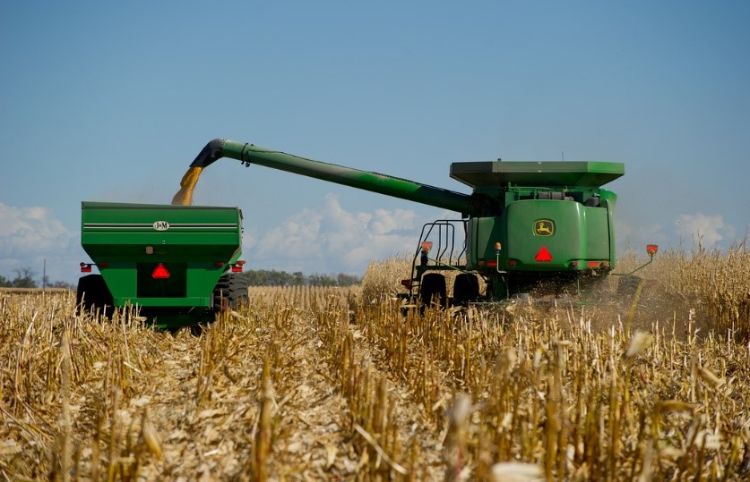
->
[0,203,79,282]
[675,213,733,249]
[0,204,71,256]
[251,194,446,273]
[615,219,667,255]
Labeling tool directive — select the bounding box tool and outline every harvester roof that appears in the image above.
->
[449,161,624,188]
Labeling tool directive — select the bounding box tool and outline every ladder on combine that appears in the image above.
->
[403,219,468,301]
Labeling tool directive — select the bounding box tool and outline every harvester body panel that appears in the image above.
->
[467,197,614,267]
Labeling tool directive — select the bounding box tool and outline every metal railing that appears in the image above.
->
[406,219,468,297]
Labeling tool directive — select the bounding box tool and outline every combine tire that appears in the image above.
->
[420,273,447,310]
[76,274,114,315]
[213,273,250,311]
[452,273,480,306]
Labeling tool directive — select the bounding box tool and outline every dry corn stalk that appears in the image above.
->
[3,250,750,482]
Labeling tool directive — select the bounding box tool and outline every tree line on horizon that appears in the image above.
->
[0,268,74,289]
[240,269,361,287]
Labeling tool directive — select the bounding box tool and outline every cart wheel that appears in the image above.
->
[420,273,447,310]
[76,274,114,316]
[213,273,250,311]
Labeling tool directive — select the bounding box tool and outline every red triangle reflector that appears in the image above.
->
[152,263,170,279]
[535,246,553,262]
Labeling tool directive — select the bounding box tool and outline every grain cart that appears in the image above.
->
[183,138,633,306]
[77,201,248,327]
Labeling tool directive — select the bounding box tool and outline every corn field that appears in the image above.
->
[1,247,750,481]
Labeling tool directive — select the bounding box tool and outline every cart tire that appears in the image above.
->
[76,274,114,315]
[213,273,250,311]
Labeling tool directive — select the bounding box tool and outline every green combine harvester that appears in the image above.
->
[79,138,652,326]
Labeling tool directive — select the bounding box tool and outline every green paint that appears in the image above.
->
[81,201,242,312]
[220,140,477,214]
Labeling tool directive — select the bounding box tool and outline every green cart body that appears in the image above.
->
[79,202,245,326]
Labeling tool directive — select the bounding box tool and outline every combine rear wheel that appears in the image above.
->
[213,273,250,311]
[452,273,480,306]
[76,274,114,315]
[420,273,447,310]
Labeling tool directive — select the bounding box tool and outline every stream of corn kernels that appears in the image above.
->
[171,166,204,206]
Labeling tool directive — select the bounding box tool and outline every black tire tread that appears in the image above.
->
[76,274,114,315]
[420,273,447,309]
[213,273,250,310]
[453,273,480,306]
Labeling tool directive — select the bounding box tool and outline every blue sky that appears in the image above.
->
[1,1,748,283]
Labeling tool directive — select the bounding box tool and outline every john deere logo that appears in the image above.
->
[534,219,554,236]
[153,221,170,231]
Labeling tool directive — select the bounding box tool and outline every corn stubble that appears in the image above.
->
[1,247,749,480]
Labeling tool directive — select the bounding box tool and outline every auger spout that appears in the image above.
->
[187,138,478,214]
